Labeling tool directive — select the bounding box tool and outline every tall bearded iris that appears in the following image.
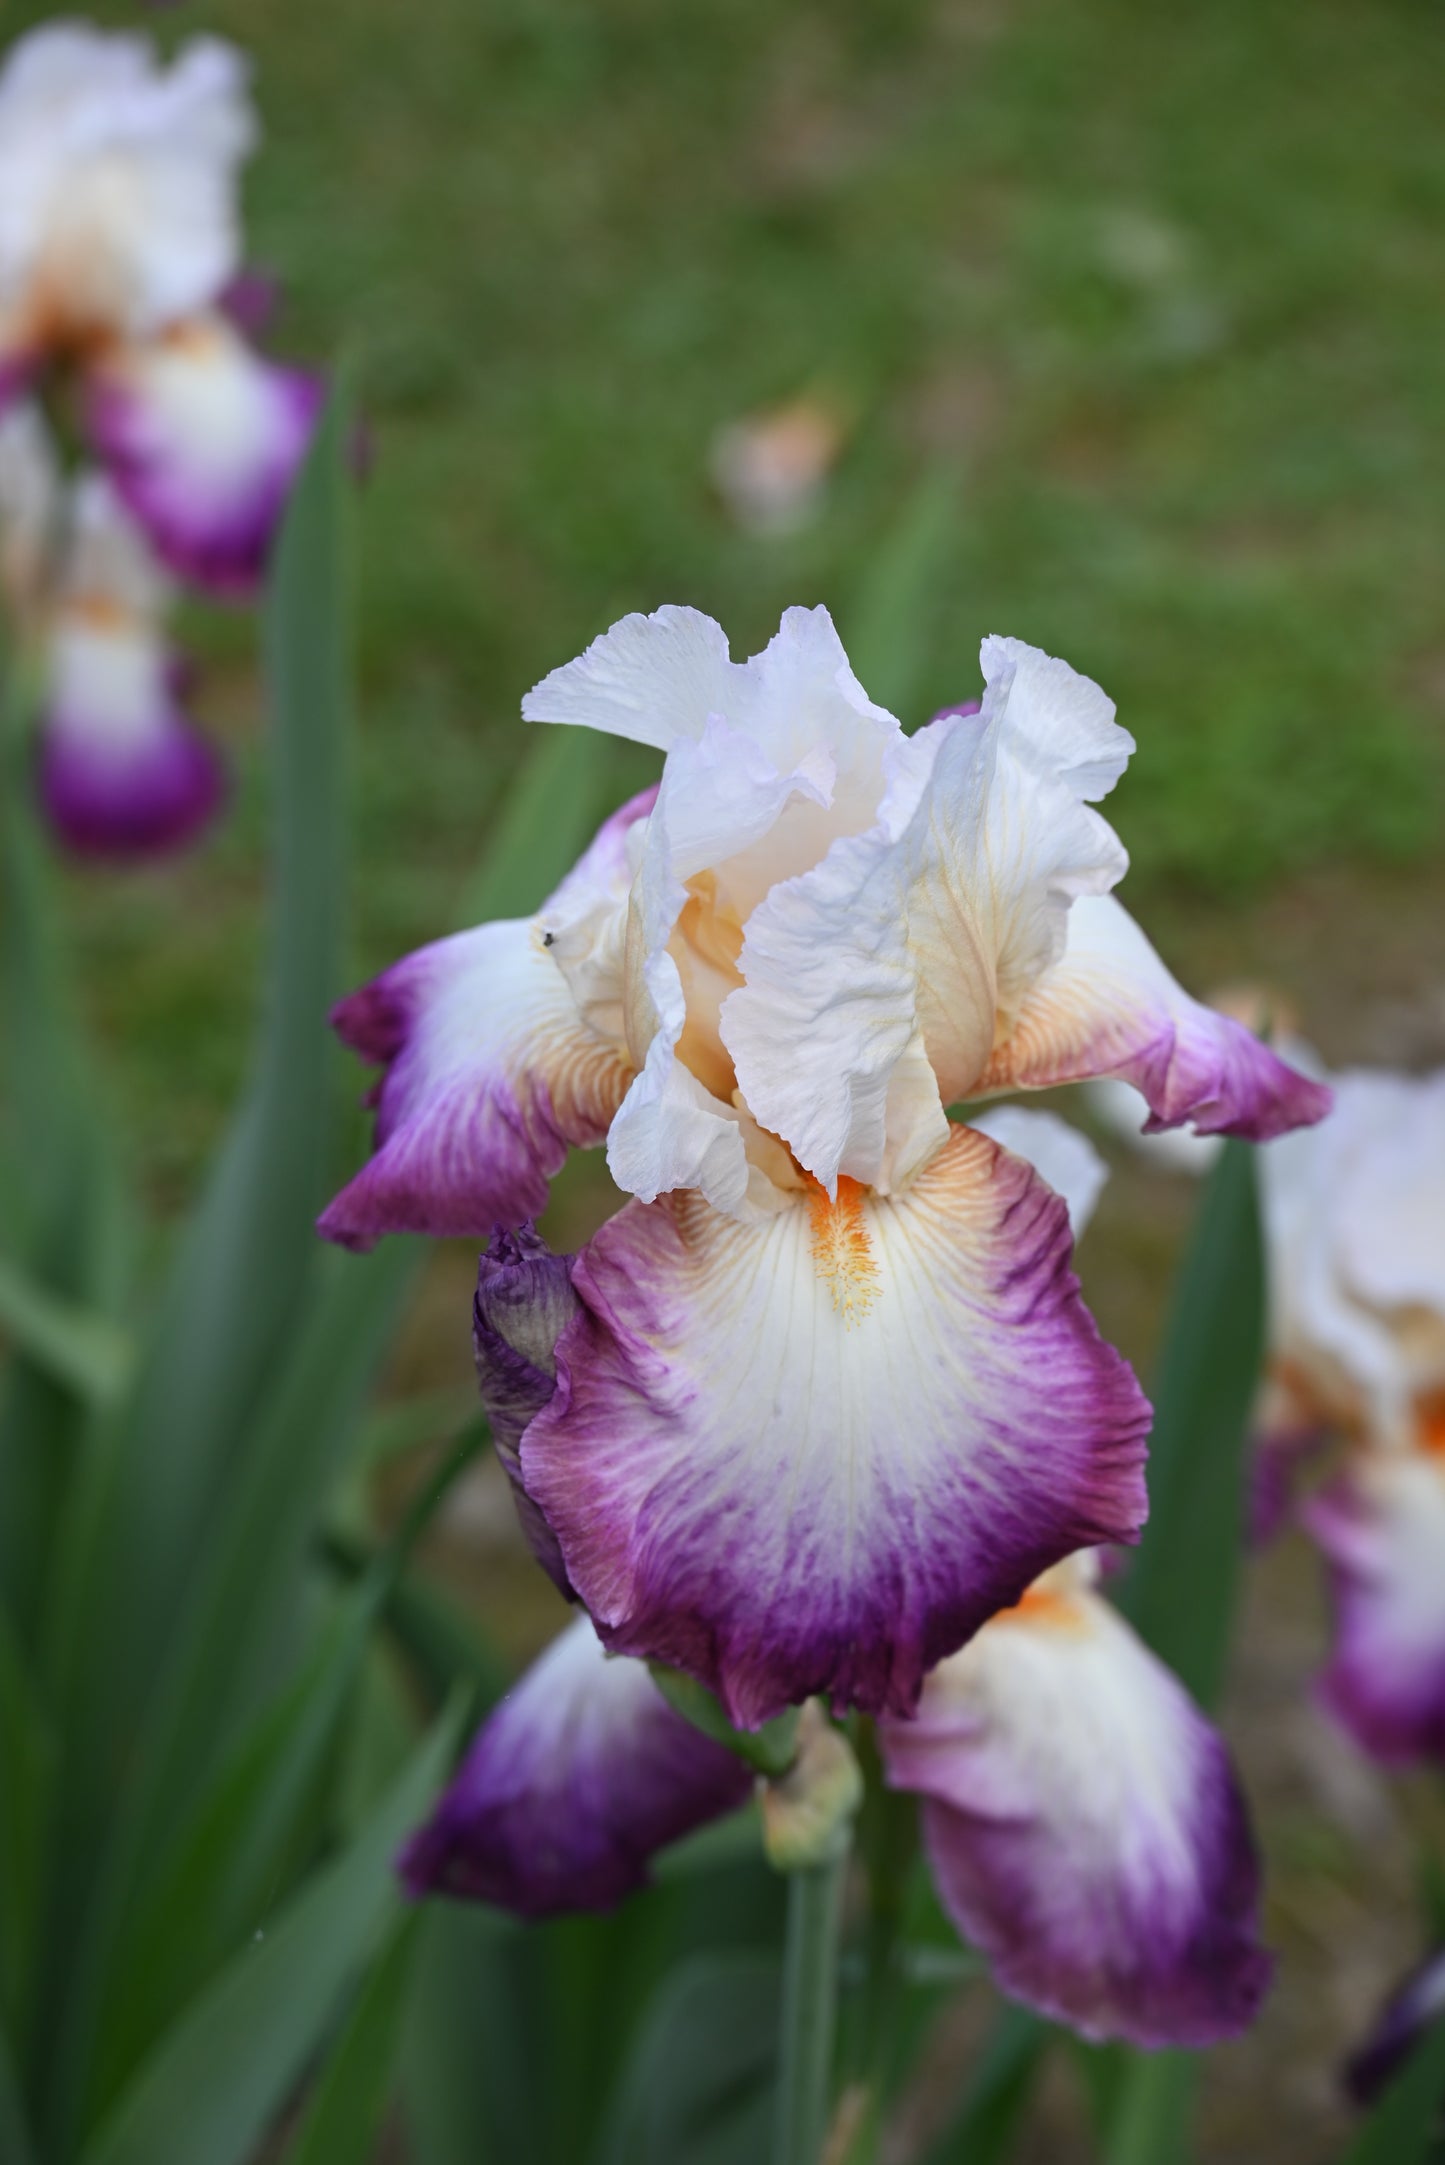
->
[402,1110,1272,2046]
[1255,1064,1445,1764]
[0,22,319,595]
[322,605,1328,1726]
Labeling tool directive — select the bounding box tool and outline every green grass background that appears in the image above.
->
[14,0,1445,1200]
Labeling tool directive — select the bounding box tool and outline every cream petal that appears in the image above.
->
[880,1580,1271,2047]
[724,640,1133,1194]
[979,893,1331,1143]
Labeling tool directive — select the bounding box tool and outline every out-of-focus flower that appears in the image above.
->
[323,607,1328,1727]
[877,1550,1271,2047]
[0,398,59,622]
[397,1612,753,1916]
[35,471,224,858]
[1256,1066,1445,1764]
[709,397,844,534]
[1343,1944,1445,2105]
[0,21,317,594]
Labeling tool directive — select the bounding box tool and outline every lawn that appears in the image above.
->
[12,0,1444,1202]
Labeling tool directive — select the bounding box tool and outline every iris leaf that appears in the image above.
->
[280,1914,423,2165]
[1104,1139,1265,2165]
[921,2003,1048,2165]
[1117,1137,1264,1707]
[0,1252,133,1407]
[589,1951,780,2165]
[1338,2014,1445,2165]
[76,1697,461,2165]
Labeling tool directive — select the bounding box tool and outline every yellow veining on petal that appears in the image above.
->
[808,1175,880,1325]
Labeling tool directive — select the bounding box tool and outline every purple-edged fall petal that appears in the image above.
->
[318,791,655,1251]
[977,893,1330,1142]
[36,473,223,859]
[879,1564,1272,2047]
[1306,1450,1445,1767]
[87,312,321,596]
[398,1613,751,1916]
[521,1123,1150,1729]
[1345,1945,1445,2105]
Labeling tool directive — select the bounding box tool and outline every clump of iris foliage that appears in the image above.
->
[2,405,1443,2165]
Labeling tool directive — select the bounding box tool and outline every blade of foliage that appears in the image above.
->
[121,1240,420,1878]
[1104,2051,1196,2165]
[77,1697,460,2165]
[590,1952,780,2165]
[922,2004,1047,2165]
[1118,1138,1264,1705]
[282,1914,422,2165]
[400,1907,527,2165]
[0,1604,53,2049]
[845,469,957,723]
[48,385,355,1774]
[1338,2014,1445,2165]
[460,721,610,926]
[86,1414,489,2121]
[1106,1140,1264,2163]
[0,1252,133,1406]
[0,2012,36,2165]
[319,1527,509,1714]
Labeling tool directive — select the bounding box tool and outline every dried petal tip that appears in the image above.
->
[474,1225,578,1596]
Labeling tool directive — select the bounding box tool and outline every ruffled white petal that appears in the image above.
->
[723,639,1132,1194]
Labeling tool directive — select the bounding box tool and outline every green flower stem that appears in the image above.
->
[773,1842,850,2165]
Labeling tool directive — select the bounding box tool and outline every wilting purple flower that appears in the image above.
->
[0,23,317,595]
[34,472,223,859]
[1252,1067,1445,1764]
[322,607,1328,1728]
[398,1612,752,1917]
[1345,1945,1445,2105]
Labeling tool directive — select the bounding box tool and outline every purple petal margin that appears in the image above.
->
[37,705,225,861]
[398,1615,751,1917]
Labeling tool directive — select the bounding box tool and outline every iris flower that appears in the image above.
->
[323,606,1326,1725]
[0,22,319,595]
[28,456,223,858]
[402,1109,1272,2047]
[1256,1065,1445,1764]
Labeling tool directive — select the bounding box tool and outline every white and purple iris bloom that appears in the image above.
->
[1255,1066,1445,1767]
[34,466,224,858]
[0,22,319,596]
[402,1117,1272,2047]
[322,607,1326,1728]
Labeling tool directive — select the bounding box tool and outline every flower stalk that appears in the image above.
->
[774,1839,851,2165]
